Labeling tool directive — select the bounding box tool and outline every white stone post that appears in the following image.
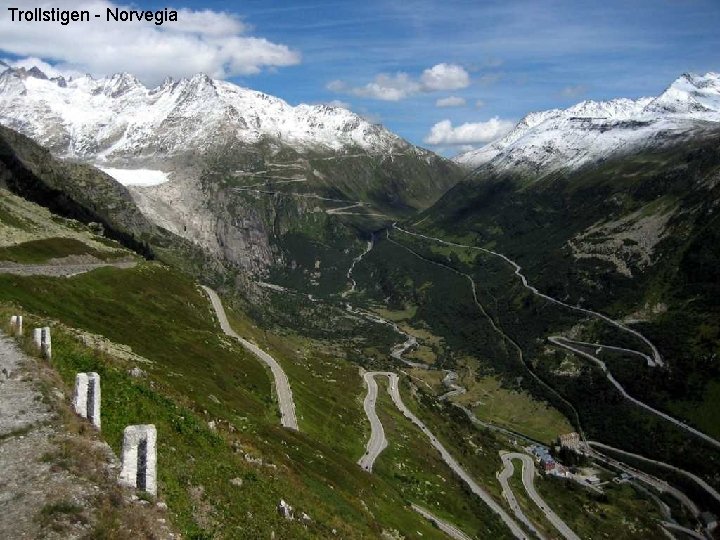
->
[73,372,101,429]
[33,328,43,350]
[15,316,22,336]
[41,326,51,360]
[10,315,17,333]
[119,424,157,496]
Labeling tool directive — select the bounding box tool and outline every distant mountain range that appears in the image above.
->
[0,64,463,285]
[0,66,408,160]
[455,72,720,175]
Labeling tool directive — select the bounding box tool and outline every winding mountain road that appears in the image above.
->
[384,230,586,438]
[550,337,720,451]
[393,226,663,367]
[359,371,529,539]
[411,504,473,540]
[588,441,720,505]
[392,227,720,452]
[357,371,390,471]
[497,454,546,540]
[554,337,658,367]
[500,453,580,540]
[201,286,299,431]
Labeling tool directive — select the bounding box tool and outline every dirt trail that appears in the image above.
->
[0,261,136,277]
[0,332,179,539]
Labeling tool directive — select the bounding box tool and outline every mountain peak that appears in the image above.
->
[644,71,720,115]
[0,68,404,159]
[455,72,720,173]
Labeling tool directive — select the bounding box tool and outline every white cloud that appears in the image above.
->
[475,99,486,108]
[328,63,470,102]
[2,57,83,79]
[354,73,421,101]
[477,73,503,86]
[559,84,588,98]
[420,63,470,91]
[435,96,466,108]
[0,1,300,86]
[326,80,348,93]
[424,117,514,145]
[325,99,351,109]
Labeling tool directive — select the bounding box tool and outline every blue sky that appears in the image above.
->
[1,0,719,155]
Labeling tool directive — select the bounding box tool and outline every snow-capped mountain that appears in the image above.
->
[0,66,405,161]
[455,72,720,174]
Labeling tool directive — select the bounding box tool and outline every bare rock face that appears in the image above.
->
[126,168,274,274]
[277,499,294,520]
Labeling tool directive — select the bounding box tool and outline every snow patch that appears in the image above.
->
[100,168,169,186]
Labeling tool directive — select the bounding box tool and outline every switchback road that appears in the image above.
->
[359,370,529,539]
[500,453,580,540]
[202,286,299,431]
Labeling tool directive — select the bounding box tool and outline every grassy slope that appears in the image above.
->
[0,237,125,263]
[3,252,521,537]
[373,379,512,540]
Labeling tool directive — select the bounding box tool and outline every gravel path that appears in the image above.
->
[0,261,136,277]
[0,334,89,539]
[201,286,299,431]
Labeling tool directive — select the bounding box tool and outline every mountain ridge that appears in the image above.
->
[455,72,720,175]
[0,65,416,161]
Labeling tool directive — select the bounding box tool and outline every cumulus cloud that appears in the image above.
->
[420,63,470,91]
[424,117,514,145]
[435,96,466,108]
[328,63,470,102]
[0,1,300,86]
[329,73,421,101]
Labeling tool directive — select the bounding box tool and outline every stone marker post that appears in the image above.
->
[9,315,23,336]
[41,326,51,360]
[73,372,101,429]
[119,424,157,496]
[33,328,42,350]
